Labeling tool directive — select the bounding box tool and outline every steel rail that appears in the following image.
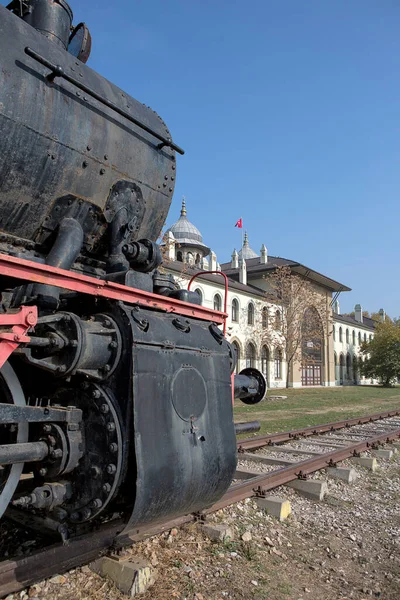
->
[211,426,400,512]
[237,409,400,451]
[1,413,400,597]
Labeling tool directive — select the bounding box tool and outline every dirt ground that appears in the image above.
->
[9,448,400,600]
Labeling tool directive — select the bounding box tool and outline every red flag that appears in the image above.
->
[235,218,243,229]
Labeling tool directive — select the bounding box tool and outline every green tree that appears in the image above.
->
[360,321,400,386]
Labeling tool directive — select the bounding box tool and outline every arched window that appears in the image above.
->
[231,299,239,323]
[246,342,256,368]
[339,327,343,342]
[262,307,268,329]
[346,329,349,343]
[194,288,203,304]
[186,252,194,264]
[358,332,361,345]
[334,352,337,366]
[346,353,351,379]
[275,310,281,330]
[353,355,358,383]
[339,353,345,384]
[369,335,372,342]
[274,348,282,379]
[195,253,201,265]
[352,330,355,345]
[213,294,222,312]
[261,346,269,377]
[232,341,241,374]
[247,303,254,325]
[364,333,367,342]
[177,251,183,262]
[333,326,336,341]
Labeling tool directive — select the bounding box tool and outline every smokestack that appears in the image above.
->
[239,258,247,285]
[333,300,340,314]
[378,308,385,322]
[354,304,363,323]
[231,249,238,269]
[260,244,268,264]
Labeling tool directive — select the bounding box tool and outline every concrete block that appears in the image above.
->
[287,478,328,501]
[373,449,393,459]
[90,556,154,596]
[327,467,358,483]
[202,523,233,542]
[353,457,377,471]
[256,496,292,521]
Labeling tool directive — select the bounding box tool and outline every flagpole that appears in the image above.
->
[241,218,243,252]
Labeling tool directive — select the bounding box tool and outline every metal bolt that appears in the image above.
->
[106,463,116,475]
[103,365,111,373]
[82,160,88,168]
[163,183,167,187]
[91,498,103,509]
[50,449,63,459]
[109,443,118,453]
[92,389,101,399]
[109,341,117,349]
[164,175,168,180]
[69,340,78,348]
[103,319,112,328]
[106,422,116,432]
[42,424,52,433]
[39,468,47,477]
[57,366,66,374]
[100,168,106,175]
[104,154,109,160]
[102,483,111,493]
[87,145,92,151]
[81,508,92,520]
[70,512,80,521]
[91,466,101,479]
[100,404,110,414]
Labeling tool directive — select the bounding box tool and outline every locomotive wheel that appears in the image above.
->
[0,362,28,518]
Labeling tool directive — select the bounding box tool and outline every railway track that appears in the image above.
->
[1,408,400,598]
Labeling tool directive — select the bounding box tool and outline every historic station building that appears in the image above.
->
[163,200,380,388]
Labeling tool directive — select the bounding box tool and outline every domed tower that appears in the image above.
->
[167,199,210,265]
[238,232,258,260]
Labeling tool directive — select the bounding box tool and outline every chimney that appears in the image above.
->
[260,244,268,264]
[165,230,175,261]
[231,249,238,269]
[209,250,217,271]
[239,258,247,285]
[217,262,221,272]
[378,308,385,322]
[354,304,363,323]
[333,299,340,314]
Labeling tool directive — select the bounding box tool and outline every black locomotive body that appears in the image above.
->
[0,0,265,539]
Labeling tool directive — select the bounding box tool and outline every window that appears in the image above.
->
[231,298,239,323]
[247,303,254,325]
[275,310,281,330]
[358,332,361,345]
[333,327,336,342]
[274,348,282,379]
[177,251,183,262]
[232,341,241,374]
[364,333,367,342]
[213,294,222,312]
[346,353,351,379]
[346,329,349,343]
[339,327,342,342]
[186,252,194,264]
[262,307,268,329]
[369,335,372,342]
[194,288,203,304]
[352,330,355,345]
[246,343,256,368]
[261,345,269,373]
[195,253,201,265]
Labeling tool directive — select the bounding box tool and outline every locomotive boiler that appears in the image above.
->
[0,0,265,539]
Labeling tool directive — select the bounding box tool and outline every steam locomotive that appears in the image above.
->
[0,0,265,540]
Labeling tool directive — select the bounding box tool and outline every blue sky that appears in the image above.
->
[9,1,400,316]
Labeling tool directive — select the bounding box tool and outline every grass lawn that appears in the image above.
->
[233,386,400,436]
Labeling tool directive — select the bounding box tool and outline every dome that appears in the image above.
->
[238,232,258,260]
[167,199,210,254]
